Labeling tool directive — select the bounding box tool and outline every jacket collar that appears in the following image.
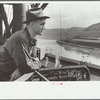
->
[24,27,37,46]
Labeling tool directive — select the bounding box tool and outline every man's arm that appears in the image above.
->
[11,40,32,74]
[22,42,41,70]
[12,39,41,75]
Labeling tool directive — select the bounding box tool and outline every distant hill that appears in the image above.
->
[38,28,66,40]
[81,22,100,37]
[38,22,100,40]
[65,22,100,38]
[65,27,85,38]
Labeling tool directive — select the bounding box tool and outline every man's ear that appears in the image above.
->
[30,21,34,27]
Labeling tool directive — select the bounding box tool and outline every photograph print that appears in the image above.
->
[0,2,100,81]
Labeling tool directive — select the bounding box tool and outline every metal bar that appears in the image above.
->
[0,5,2,36]
[31,3,40,8]
[12,4,26,33]
[1,4,11,38]
[34,3,40,8]
[41,3,48,10]
[0,5,3,45]
[34,70,49,81]
[9,18,13,30]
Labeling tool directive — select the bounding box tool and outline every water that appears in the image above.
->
[37,39,100,67]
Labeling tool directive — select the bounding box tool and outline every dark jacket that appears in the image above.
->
[0,27,37,81]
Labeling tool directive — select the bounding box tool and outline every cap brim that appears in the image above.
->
[23,16,50,24]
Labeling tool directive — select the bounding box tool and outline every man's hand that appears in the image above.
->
[31,60,41,70]
[27,59,41,70]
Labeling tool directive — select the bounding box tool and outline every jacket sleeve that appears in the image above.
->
[11,40,32,74]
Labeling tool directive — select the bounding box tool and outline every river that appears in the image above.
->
[37,38,100,68]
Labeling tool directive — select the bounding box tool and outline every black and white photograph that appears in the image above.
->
[0,1,100,81]
[0,1,100,99]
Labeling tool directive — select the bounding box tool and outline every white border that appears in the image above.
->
[0,81,100,99]
[0,1,100,3]
[0,1,100,99]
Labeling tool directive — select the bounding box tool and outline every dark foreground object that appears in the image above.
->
[28,65,90,81]
[27,54,90,81]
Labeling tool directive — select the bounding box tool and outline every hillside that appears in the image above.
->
[65,27,85,38]
[65,22,100,38]
[38,22,100,40]
[38,28,66,40]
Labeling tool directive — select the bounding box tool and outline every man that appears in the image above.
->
[0,7,50,81]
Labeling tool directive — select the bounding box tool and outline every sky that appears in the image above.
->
[3,1,100,30]
[43,1,100,29]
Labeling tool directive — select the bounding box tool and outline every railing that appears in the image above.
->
[27,65,90,81]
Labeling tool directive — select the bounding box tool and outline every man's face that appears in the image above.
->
[32,19,46,36]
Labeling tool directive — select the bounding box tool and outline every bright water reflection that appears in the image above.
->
[37,39,100,66]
